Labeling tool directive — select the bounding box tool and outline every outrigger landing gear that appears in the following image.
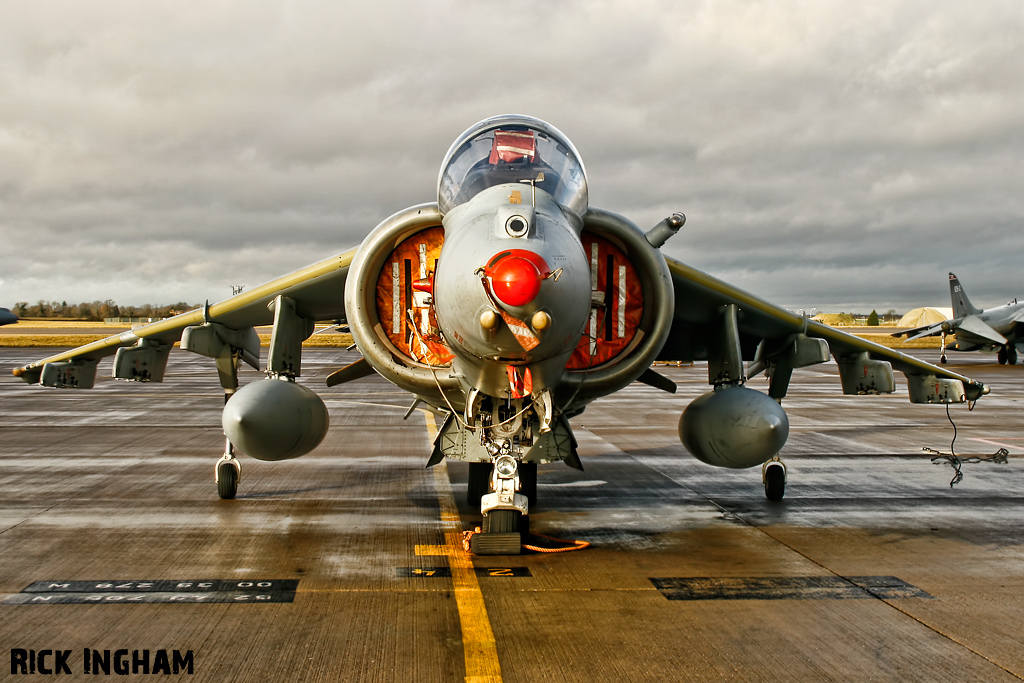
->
[178,300,263,501]
[762,457,787,501]
[216,380,242,499]
[216,445,240,500]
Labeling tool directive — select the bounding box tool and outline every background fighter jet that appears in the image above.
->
[0,308,17,326]
[13,116,987,554]
[892,273,1024,365]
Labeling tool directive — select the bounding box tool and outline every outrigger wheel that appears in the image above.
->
[763,458,787,501]
[216,456,240,500]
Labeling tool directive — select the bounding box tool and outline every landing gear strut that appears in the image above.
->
[467,461,538,507]
[763,457,787,501]
[471,454,529,555]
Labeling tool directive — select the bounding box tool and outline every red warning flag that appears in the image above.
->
[499,310,540,351]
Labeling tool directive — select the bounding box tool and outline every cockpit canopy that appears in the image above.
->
[438,115,588,218]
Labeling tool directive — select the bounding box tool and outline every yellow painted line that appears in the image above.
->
[418,411,503,683]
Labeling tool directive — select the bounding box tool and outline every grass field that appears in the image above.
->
[5,320,131,328]
[854,333,943,349]
[0,327,355,348]
[0,320,935,350]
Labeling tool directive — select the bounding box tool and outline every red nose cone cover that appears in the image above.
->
[490,256,542,307]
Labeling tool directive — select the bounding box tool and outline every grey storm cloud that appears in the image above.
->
[1,0,1022,311]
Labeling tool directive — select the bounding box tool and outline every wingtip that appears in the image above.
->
[965,381,989,401]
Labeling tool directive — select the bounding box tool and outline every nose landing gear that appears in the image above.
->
[471,454,529,555]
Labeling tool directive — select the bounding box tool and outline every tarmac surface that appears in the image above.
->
[1,347,1022,682]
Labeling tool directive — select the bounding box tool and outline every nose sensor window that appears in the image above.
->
[505,215,529,238]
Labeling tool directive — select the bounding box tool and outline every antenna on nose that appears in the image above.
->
[519,172,545,206]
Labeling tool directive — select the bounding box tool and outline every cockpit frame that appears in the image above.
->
[437,115,588,218]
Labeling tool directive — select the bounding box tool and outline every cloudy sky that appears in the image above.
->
[2,0,1022,313]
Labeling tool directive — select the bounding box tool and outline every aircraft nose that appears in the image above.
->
[486,250,547,307]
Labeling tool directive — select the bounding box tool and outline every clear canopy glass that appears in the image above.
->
[438,115,588,218]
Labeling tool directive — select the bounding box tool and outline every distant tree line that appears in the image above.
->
[813,308,899,327]
[10,300,195,321]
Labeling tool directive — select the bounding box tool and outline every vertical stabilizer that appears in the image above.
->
[949,273,981,318]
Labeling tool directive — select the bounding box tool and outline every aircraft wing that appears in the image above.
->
[956,315,1008,345]
[659,257,987,402]
[889,313,1010,345]
[13,248,355,385]
[891,321,949,342]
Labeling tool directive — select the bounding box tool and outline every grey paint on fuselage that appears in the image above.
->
[434,183,591,399]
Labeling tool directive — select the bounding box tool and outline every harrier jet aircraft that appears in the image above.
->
[0,308,17,326]
[14,116,987,554]
[892,273,1024,365]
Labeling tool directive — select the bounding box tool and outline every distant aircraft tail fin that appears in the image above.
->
[949,273,981,318]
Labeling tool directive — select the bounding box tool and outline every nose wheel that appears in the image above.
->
[763,458,787,501]
[482,509,520,533]
[471,509,526,555]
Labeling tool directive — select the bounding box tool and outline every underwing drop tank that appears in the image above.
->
[222,378,329,461]
[679,386,789,469]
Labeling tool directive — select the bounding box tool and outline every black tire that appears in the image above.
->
[519,462,537,507]
[1009,346,1018,365]
[217,462,238,500]
[998,347,1007,365]
[940,356,948,364]
[467,462,493,506]
[764,464,786,501]
[483,509,519,534]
